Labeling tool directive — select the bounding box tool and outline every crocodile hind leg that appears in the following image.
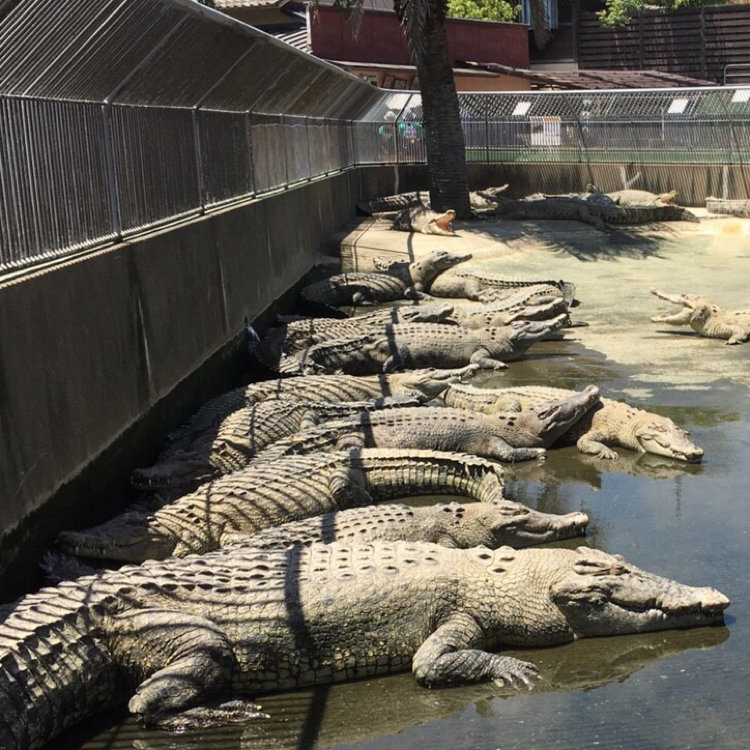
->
[412,613,539,689]
[107,609,260,728]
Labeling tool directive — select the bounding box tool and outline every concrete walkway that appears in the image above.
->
[332,209,750,393]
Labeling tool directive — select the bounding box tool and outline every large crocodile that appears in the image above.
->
[372,256,576,305]
[0,542,728,749]
[356,186,508,215]
[650,287,750,345]
[166,368,476,451]
[258,304,456,365]
[487,193,698,228]
[391,207,457,235]
[131,396,424,492]
[58,449,508,562]
[254,387,600,464]
[442,383,703,462]
[220,499,588,551]
[299,249,471,311]
[279,317,568,376]
[449,294,571,327]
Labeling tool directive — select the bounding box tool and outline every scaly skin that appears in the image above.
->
[166,368,477,451]
[650,287,750,345]
[449,294,570,327]
[300,249,472,309]
[131,396,424,492]
[391,207,457,235]
[489,195,698,228]
[58,449,507,562]
[0,543,728,750]
[255,388,600,464]
[280,317,569,376]
[442,383,703,462]
[419,266,576,304]
[259,303,456,365]
[220,499,589,551]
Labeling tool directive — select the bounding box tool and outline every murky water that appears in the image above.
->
[59,226,750,750]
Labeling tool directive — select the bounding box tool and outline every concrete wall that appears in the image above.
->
[0,170,363,592]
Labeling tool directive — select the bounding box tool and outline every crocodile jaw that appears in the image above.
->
[635,419,704,463]
[551,547,729,635]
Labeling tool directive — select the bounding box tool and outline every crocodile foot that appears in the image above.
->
[147,699,269,732]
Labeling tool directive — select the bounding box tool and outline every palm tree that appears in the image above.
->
[318,0,472,218]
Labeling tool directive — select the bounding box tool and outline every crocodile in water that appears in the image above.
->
[255,386,600,464]
[650,287,750,345]
[0,541,728,749]
[58,449,507,561]
[219,498,588,551]
[442,382,703,462]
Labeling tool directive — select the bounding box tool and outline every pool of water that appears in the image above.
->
[59,226,750,750]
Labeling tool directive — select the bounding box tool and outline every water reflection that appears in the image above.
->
[68,628,727,750]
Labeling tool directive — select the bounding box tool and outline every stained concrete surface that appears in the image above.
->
[336,208,750,391]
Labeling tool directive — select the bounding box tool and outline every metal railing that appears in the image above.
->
[3,0,750,274]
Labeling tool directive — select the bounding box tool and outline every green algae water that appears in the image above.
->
[59,222,750,749]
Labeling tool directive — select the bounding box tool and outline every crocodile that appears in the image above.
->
[449,294,571,327]
[166,368,476,452]
[488,194,698,228]
[279,317,569,376]
[391,207,457,235]
[58,449,508,562]
[299,249,472,311]
[0,542,728,749]
[421,268,577,305]
[258,304,456,366]
[220,499,588,551]
[131,396,425,493]
[650,287,750,345]
[442,383,703,462]
[606,189,677,206]
[254,387,600,464]
[356,186,508,215]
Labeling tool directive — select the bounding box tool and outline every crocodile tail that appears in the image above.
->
[0,579,120,750]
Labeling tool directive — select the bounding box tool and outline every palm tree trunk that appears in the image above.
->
[396,1,471,218]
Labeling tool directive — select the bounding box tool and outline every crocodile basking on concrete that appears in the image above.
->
[372,256,576,305]
[449,294,571,327]
[391,207,457,235]
[166,368,476,451]
[280,317,568,375]
[0,541,728,749]
[258,304,456,365]
[220,499,588,551]
[131,396,425,492]
[488,194,698,229]
[58,449,508,561]
[299,249,471,311]
[442,383,703,462]
[650,287,750,345]
[255,387,600,464]
[356,186,508,215]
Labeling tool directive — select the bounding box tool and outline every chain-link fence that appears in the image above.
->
[3,0,750,274]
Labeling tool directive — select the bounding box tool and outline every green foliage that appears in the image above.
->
[597,0,727,28]
[446,0,520,23]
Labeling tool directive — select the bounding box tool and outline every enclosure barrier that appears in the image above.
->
[2,0,750,273]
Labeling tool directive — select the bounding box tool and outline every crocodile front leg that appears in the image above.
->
[469,348,509,370]
[412,613,538,688]
[107,609,244,724]
[576,432,619,460]
[725,328,750,345]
